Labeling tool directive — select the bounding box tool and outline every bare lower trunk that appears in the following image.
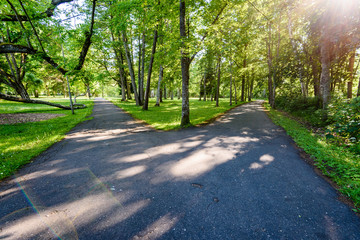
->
[141,32,146,101]
[143,28,158,110]
[112,31,127,101]
[348,50,355,99]
[320,29,331,109]
[310,53,320,98]
[267,23,275,108]
[180,57,190,126]
[122,31,140,105]
[203,72,206,101]
[155,65,164,107]
[86,84,91,98]
[230,62,233,106]
[180,0,190,127]
[241,59,246,102]
[216,56,221,107]
[138,34,143,103]
[199,77,202,101]
[249,77,254,101]
[4,52,30,99]
[125,75,132,100]
[234,80,237,104]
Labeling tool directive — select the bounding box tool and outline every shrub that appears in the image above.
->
[326,97,360,154]
[275,96,326,127]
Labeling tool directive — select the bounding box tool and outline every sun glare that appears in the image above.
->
[328,0,359,13]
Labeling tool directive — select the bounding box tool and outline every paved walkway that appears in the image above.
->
[1,99,359,239]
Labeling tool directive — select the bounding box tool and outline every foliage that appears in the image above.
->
[326,97,360,153]
[0,98,94,180]
[264,102,360,212]
[275,96,327,127]
[109,97,246,130]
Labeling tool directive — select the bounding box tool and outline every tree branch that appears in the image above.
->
[74,0,96,71]
[0,43,67,75]
[190,3,228,63]
[0,0,74,22]
[0,93,86,110]
[1,0,96,75]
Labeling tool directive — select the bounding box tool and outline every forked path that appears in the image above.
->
[1,99,360,239]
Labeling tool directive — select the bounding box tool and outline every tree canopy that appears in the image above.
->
[1,0,360,120]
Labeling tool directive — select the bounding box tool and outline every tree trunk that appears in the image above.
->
[3,53,30,99]
[230,62,232,106]
[114,54,126,101]
[267,23,275,108]
[357,77,360,97]
[122,30,140,105]
[249,74,254,101]
[320,28,331,109]
[164,85,167,99]
[138,34,144,104]
[112,36,128,101]
[311,54,320,98]
[234,79,237,104]
[348,50,355,99]
[241,48,247,102]
[125,75,132,99]
[160,88,163,102]
[203,72,206,101]
[141,32,146,102]
[177,88,181,99]
[199,77,202,101]
[180,0,190,127]
[85,83,91,98]
[155,65,164,107]
[216,55,221,107]
[143,29,158,110]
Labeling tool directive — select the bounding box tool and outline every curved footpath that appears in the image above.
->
[1,99,359,239]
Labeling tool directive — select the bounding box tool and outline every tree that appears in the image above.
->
[0,0,97,109]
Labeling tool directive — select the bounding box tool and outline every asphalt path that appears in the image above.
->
[1,99,360,239]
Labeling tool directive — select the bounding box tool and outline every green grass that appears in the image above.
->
[0,97,94,180]
[264,102,360,212]
[108,97,246,130]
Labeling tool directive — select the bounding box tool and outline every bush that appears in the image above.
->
[326,97,360,153]
[275,96,326,127]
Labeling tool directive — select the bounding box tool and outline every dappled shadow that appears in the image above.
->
[1,99,360,239]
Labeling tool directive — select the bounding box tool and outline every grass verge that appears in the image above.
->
[108,98,246,131]
[0,97,94,180]
[264,102,360,212]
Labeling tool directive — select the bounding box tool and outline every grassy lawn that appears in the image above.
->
[0,97,94,180]
[109,98,246,130]
[264,102,360,212]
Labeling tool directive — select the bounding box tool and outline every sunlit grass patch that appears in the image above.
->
[108,97,246,131]
[0,98,94,180]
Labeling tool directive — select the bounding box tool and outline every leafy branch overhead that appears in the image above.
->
[0,0,74,22]
[0,0,97,109]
